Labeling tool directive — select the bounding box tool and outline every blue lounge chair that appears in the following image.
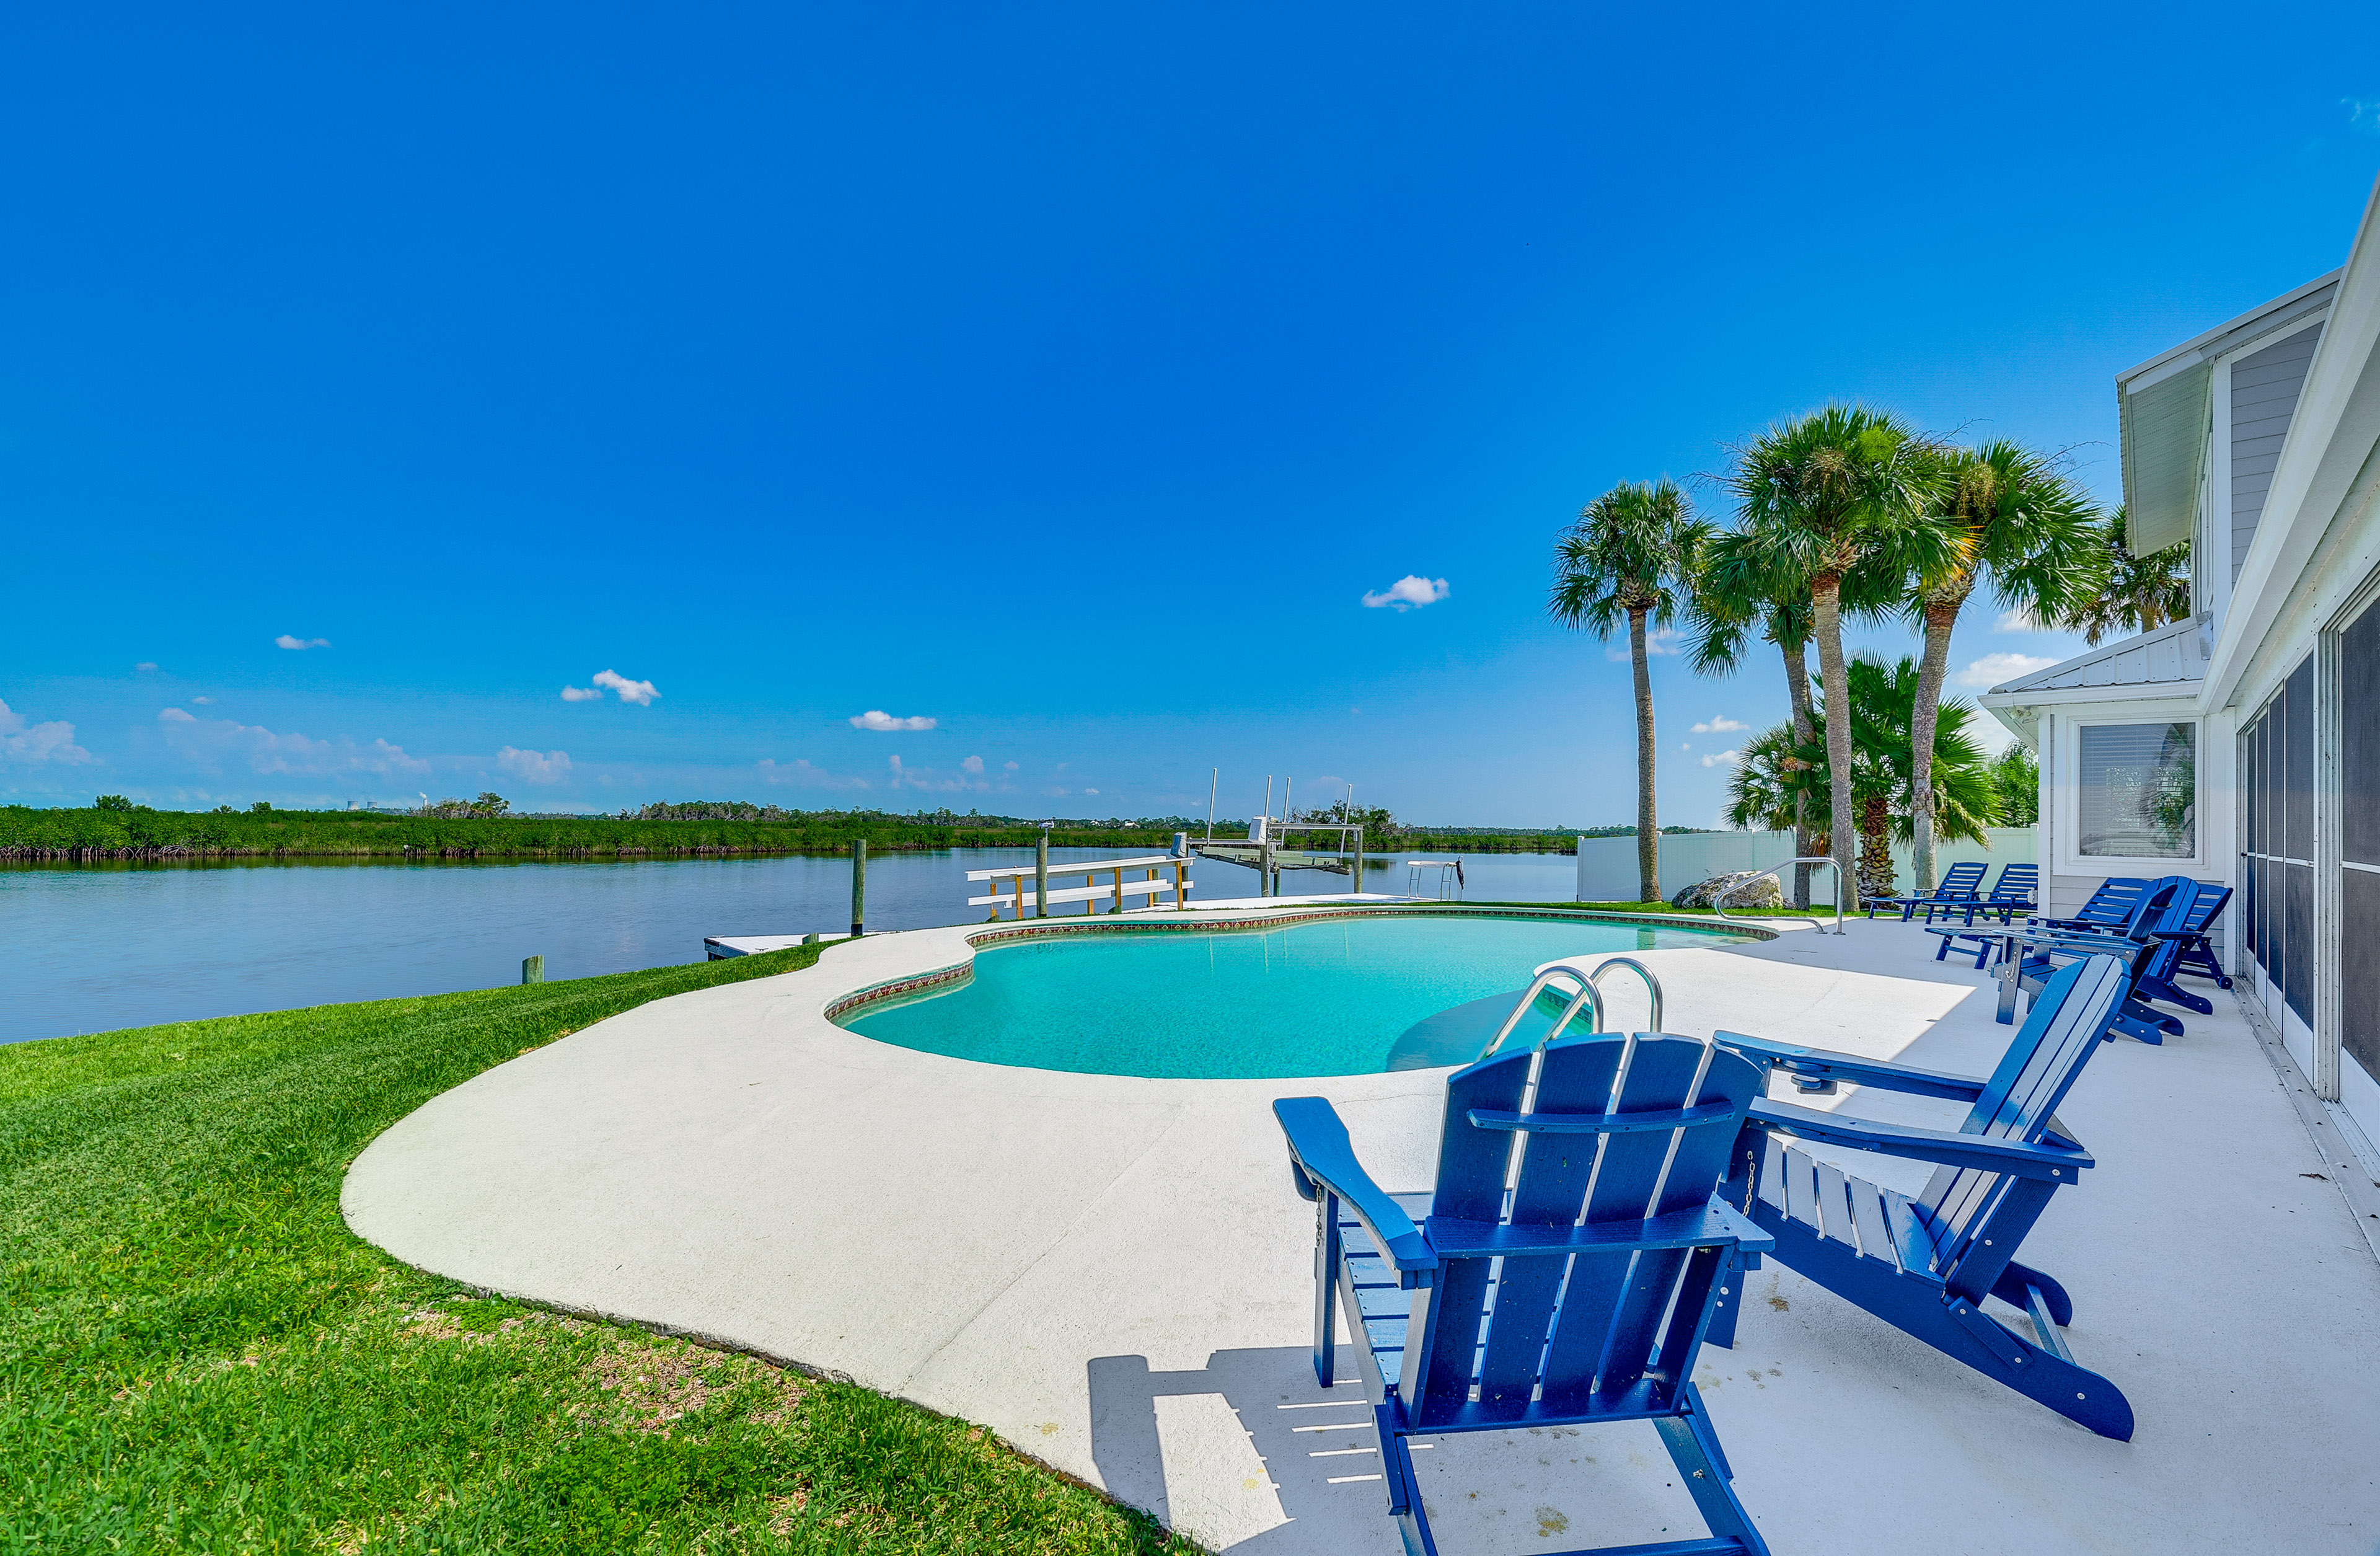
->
[1921,864,2045,966]
[1276,1023,1775,1556]
[1924,869,2131,970]
[1707,953,2136,1440]
[2171,883,2236,989]
[2038,876,2153,936]
[1967,862,2039,924]
[1866,859,1986,921]
[1998,877,2201,1043]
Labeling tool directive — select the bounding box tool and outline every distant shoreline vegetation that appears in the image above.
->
[1,799,1713,862]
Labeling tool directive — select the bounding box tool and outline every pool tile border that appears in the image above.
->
[819,903,1774,1024]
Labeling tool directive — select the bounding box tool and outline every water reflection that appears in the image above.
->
[2,849,1581,1044]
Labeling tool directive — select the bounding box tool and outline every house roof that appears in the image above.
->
[2118,270,2338,555]
[1979,616,2206,700]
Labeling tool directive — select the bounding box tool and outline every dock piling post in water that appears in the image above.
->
[850,839,867,937]
[521,955,544,985]
[1036,831,1049,919]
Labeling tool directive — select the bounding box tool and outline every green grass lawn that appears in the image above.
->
[0,948,1196,1554]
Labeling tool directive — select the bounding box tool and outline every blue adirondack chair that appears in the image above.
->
[1705,953,2136,1440]
[1276,1026,1775,1556]
[1967,862,2040,924]
[2171,883,2236,989]
[1924,869,2131,969]
[1999,877,2202,1041]
[1866,859,1986,921]
[2038,876,2154,935]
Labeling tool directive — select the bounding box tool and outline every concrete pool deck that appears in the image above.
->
[343,906,2380,1554]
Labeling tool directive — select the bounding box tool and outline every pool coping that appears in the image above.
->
[819,901,1779,1026]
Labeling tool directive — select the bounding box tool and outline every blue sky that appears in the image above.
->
[4,6,2378,826]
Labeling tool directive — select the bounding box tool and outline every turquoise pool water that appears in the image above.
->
[839,913,1759,1078]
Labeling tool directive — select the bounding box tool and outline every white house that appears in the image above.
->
[1982,172,2380,1152]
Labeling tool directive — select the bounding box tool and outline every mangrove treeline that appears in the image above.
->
[1,803,1620,861]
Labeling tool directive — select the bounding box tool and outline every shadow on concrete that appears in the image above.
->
[1089,1346,1397,1554]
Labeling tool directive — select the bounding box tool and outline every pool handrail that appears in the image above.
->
[1711,855,1847,935]
[1576,955,1664,1035]
[1472,965,1603,1065]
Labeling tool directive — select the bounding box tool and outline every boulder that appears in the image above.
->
[1668,870,1783,910]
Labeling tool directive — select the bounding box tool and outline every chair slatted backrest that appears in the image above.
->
[1411,1035,1762,1431]
[2118,877,2200,984]
[1987,863,2039,902]
[2182,883,2232,936]
[1910,955,2130,1291]
[2063,876,2151,931]
[1933,861,1987,898]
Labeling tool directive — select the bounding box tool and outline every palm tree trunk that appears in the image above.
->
[1810,574,1858,903]
[1629,606,1660,901]
[1908,591,1965,895]
[1859,793,1898,901]
[1781,635,1814,909]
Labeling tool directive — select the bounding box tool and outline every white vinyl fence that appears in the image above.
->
[1575,827,2037,903]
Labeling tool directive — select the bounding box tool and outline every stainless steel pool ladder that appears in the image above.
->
[1470,955,1667,1064]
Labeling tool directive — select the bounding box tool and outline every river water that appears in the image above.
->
[1,848,1582,1044]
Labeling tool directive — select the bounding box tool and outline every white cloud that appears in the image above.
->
[1691,716,1748,733]
[2349,97,2380,136]
[560,684,603,702]
[0,699,94,766]
[961,755,985,774]
[850,709,935,732]
[1993,606,2051,634]
[1086,787,1100,795]
[1699,749,1743,768]
[135,661,159,673]
[1607,626,1684,662]
[496,746,572,784]
[192,696,213,704]
[591,669,659,706]
[1956,652,2060,689]
[1361,575,1450,611]
[158,712,428,777]
[275,634,330,650]
[1680,741,1691,751]
[1003,760,1019,772]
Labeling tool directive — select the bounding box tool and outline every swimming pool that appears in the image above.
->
[835,911,1762,1079]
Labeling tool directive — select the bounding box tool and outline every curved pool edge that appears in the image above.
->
[820,900,1779,1028]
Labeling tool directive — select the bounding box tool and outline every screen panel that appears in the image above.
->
[2347,604,2380,870]
[2285,861,2312,1025]
[2285,655,2314,863]
[2345,869,2380,1080]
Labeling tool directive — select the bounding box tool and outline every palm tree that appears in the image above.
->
[1721,408,1947,894]
[1550,479,1714,901]
[1725,653,1995,902]
[1905,441,2103,891]
[2056,506,2192,645]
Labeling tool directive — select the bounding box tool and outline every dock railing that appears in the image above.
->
[967,853,1192,919]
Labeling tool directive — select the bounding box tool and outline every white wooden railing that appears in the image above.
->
[966,854,1193,919]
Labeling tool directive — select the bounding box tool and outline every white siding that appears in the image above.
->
[2231,323,2324,584]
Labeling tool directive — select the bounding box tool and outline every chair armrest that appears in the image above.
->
[1273,1097,1436,1275]
[1425,1196,1775,1260]
[1748,1098,2094,1182]
[1711,1030,1985,1102]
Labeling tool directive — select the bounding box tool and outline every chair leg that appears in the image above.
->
[1313,1191,1341,1387]
[1654,1385,1771,1556]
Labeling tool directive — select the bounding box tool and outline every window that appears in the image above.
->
[2076,722,2197,859]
